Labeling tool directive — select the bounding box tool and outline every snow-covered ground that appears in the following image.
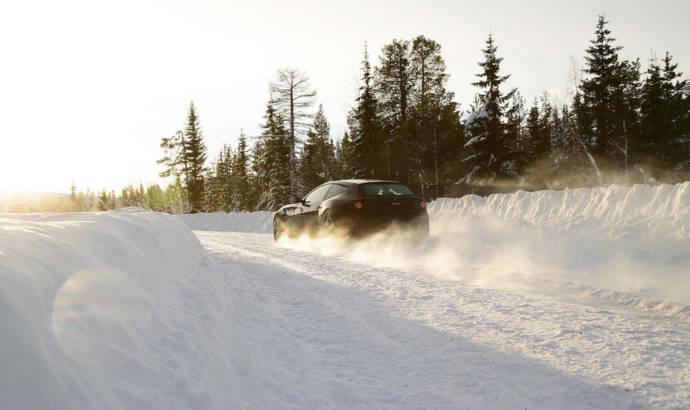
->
[2,183,690,409]
[178,210,273,233]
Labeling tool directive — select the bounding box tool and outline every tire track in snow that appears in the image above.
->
[199,231,690,410]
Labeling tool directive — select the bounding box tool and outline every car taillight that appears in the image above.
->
[352,200,363,210]
[420,200,427,208]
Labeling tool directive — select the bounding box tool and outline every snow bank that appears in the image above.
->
[177,211,273,233]
[428,182,690,240]
[0,209,239,410]
[424,182,690,312]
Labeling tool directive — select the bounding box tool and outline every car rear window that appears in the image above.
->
[360,183,414,197]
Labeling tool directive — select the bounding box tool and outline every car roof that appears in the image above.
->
[327,179,403,186]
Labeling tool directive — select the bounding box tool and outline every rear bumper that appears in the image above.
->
[338,212,429,237]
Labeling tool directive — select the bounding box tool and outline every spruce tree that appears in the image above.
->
[108,190,116,210]
[638,56,667,171]
[98,190,109,211]
[349,43,383,179]
[578,15,640,177]
[299,104,338,192]
[145,184,165,212]
[579,15,622,156]
[520,95,552,187]
[376,39,413,182]
[164,176,189,214]
[638,52,690,176]
[549,105,590,187]
[339,132,357,178]
[408,35,462,197]
[255,100,291,211]
[232,133,252,210]
[661,53,689,172]
[204,146,230,212]
[459,34,517,194]
[525,101,542,162]
[504,91,526,181]
[183,101,208,212]
[250,140,266,209]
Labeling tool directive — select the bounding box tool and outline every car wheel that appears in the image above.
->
[273,218,285,241]
[321,210,336,235]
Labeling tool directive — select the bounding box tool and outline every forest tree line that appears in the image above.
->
[85,15,689,214]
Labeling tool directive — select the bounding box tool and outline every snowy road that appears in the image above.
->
[199,231,690,410]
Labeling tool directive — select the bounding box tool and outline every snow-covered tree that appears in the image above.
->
[254,100,291,211]
[458,34,517,194]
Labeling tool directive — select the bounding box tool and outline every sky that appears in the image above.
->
[1,0,689,193]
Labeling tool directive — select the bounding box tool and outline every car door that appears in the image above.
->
[298,184,331,230]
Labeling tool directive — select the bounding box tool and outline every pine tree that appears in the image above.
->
[98,190,109,211]
[145,184,165,212]
[577,15,640,178]
[232,133,252,211]
[182,101,208,212]
[579,15,622,156]
[255,100,291,211]
[615,58,642,179]
[570,93,605,186]
[459,34,517,194]
[157,130,188,180]
[220,144,235,210]
[638,52,690,177]
[204,146,230,212]
[333,139,344,179]
[250,140,265,209]
[524,101,542,161]
[661,53,690,172]
[164,176,189,214]
[108,190,116,210]
[408,35,463,197]
[299,104,338,192]
[520,95,552,188]
[638,56,668,172]
[376,39,413,182]
[69,183,78,210]
[339,132,357,178]
[504,91,526,182]
[349,42,383,179]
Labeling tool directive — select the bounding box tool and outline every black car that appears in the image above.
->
[273,179,429,240]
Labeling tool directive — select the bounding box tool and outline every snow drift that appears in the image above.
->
[178,211,273,233]
[428,182,690,240]
[425,182,690,307]
[0,209,238,410]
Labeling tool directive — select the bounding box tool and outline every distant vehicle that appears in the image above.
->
[273,179,429,240]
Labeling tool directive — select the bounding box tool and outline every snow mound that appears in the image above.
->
[177,211,273,233]
[428,182,690,239]
[0,209,239,410]
[425,182,690,313]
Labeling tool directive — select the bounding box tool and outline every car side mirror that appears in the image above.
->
[294,195,308,206]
